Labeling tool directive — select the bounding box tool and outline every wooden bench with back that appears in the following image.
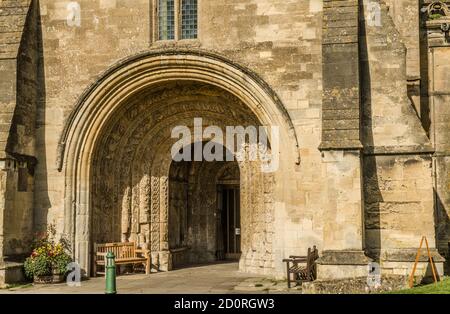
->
[93,242,151,276]
[283,246,319,288]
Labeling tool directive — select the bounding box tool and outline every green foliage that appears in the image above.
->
[23,224,73,279]
[24,255,52,279]
[387,277,450,294]
[52,253,73,275]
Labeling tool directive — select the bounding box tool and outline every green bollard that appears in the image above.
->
[105,252,117,294]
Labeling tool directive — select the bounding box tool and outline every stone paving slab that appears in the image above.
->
[234,278,302,294]
[0,262,298,294]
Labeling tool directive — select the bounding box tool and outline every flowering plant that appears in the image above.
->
[24,225,72,279]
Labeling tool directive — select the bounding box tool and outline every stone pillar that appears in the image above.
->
[150,175,161,272]
[318,151,371,279]
[0,157,30,286]
[139,174,151,249]
[159,176,172,271]
[0,159,9,263]
[358,0,444,279]
[384,0,422,115]
[318,0,371,279]
[76,182,90,277]
[0,159,23,288]
[424,5,450,273]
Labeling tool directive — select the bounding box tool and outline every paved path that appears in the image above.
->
[0,262,281,294]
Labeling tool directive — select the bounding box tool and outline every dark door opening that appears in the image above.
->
[217,185,241,260]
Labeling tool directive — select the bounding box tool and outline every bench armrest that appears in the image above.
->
[135,249,150,257]
[283,257,307,262]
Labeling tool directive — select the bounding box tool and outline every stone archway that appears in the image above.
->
[58,50,299,276]
[91,82,272,273]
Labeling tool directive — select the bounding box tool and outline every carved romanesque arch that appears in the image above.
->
[58,50,299,274]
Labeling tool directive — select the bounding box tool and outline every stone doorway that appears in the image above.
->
[169,142,242,269]
[60,51,298,276]
[86,81,277,275]
[218,185,241,261]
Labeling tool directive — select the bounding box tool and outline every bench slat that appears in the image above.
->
[93,242,150,276]
[96,258,147,265]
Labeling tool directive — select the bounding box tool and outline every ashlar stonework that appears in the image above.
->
[0,0,449,289]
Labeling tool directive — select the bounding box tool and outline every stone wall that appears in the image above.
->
[33,0,325,277]
[360,0,444,277]
[320,0,361,150]
[0,0,21,260]
[0,0,41,259]
[384,0,421,78]
[0,0,30,154]
[423,2,450,274]
[8,0,40,157]
[363,155,438,260]
[384,0,423,119]
[0,0,447,285]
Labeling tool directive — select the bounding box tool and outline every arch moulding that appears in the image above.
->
[58,49,300,274]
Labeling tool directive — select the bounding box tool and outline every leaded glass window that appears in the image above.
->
[158,0,175,40]
[181,0,198,39]
[156,0,198,41]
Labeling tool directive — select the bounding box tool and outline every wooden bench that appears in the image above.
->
[93,242,150,276]
[283,246,319,288]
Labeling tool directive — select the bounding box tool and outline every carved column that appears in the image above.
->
[150,175,161,271]
[139,174,151,249]
[121,186,132,242]
[130,182,140,243]
[159,175,171,271]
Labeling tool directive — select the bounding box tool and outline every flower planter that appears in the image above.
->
[52,272,65,284]
[33,275,53,284]
[25,225,73,285]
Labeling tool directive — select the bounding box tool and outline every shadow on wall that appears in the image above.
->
[360,1,449,276]
[419,0,449,276]
[419,0,431,136]
[32,0,51,239]
[359,2,383,263]
[3,0,49,259]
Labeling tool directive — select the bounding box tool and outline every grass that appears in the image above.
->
[388,277,450,294]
